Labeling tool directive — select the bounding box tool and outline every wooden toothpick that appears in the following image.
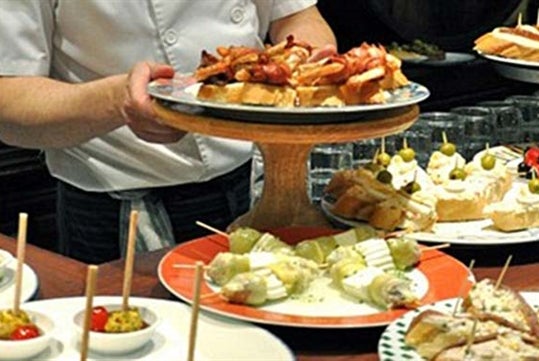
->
[453,259,475,316]
[122,210,138,311]
[187,261,204,361]
[495,255,512,289]
[13,213,28,314]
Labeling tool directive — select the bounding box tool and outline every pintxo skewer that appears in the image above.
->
[13,213,28,315]
[80,265,99,361]
[187,261,204,361]
[122,210,139,311]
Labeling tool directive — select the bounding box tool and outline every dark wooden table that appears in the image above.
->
[3,233,539,361]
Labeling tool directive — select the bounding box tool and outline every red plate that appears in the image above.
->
[158,227,472,328]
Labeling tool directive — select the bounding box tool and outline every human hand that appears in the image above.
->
[307,44,338,62]
[121,61,186,143]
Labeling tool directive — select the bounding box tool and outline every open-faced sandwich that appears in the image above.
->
[405,278,539,360]
[474,22,539,61]
[193,35,409,107]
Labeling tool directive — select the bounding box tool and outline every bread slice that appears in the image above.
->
[474,25,539,62]
[485,184,539,231]
[197,82,297,107]
[296,85,346,107]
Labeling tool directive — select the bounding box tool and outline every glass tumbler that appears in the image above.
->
[309,142,353,203]
[417,112,465,158]
[449,106,496,160]
[352,136,397,168]
[476,100,523,145]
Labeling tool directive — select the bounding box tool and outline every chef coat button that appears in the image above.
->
[164,29,178,45]
[230,6,245,23]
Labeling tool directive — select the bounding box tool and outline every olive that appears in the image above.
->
[449,167,466,180]
[399,147,416,162]
[518,162,531,174]
[376,152,391,167]
[529,178,539,194]
[481,153,496,170]
[440,142,456,156]
[376,169,393,184]
[403,181,421,194]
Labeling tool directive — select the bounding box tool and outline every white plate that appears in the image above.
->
[378,292,539,361]
[148,74,430,123]
[0,260,39,306]
[16,296,294,361]
[478,52,539,84]
[322,192,539,246]
[405,52,475,66]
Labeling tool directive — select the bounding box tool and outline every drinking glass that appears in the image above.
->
[505,95,539,126]
[309,142,353,203]
[449,106,496,160]
[476,100,523,145]
[417,112,465,158]
[352,136,397,168]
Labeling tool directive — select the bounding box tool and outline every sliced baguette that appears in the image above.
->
[197,82,297,107]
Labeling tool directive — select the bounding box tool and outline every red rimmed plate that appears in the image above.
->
[158,227,472,328]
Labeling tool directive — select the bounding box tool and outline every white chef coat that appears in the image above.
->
[0,0,316,191]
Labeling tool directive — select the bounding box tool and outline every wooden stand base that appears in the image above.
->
[153,101,419,230]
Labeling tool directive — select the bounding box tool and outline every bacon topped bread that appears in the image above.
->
[194,36,409,107]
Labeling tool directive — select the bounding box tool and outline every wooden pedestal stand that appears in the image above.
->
[153,101,419,230]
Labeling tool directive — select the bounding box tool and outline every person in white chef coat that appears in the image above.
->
[0,1,336,263]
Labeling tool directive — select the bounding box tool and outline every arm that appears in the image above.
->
[269,5,337,49]
[0,62,184,149]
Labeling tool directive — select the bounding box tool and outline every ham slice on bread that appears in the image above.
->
[474,24,539,61]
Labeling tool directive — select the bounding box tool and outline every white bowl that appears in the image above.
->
[0,249,14,280]
[73,304,159,355]
[0,309,54,360]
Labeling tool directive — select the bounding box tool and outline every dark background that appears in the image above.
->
[2,0,539,252]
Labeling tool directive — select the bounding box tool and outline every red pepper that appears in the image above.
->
[524,147,539,168]
[90,306,109,332]
[10,324,40,340]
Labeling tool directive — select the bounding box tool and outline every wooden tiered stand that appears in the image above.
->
[153,101,418,230]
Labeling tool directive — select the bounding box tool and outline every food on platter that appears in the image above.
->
[228,228,294,256]
[517,146,539,179]
[194,35,409,107]
[387,39,446,61]
[404,279,539,360]
[432,150,512,222]
[387,139,435,191]
[426,134,466,185]
[74,304,158,355]
[204,227,426,310]
[324,167,438,232]
[90,305,147,333]
[474,23,539,62]
[485,177,539,231]
[0,309,41,340]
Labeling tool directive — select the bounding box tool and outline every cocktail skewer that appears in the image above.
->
[452,259,475,316]
[196,221,228,238]
[13,212,28,314]
[187,261,204,361]
[122,210,138,311]
[80,265,99,361]
[495,254,512,289]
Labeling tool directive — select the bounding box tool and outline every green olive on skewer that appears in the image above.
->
[449,167,466,180]
[440,131,456,156]
[398,138,416,162]
[480,143,496,170]
[376,169,393,184]
[529,169,539,194]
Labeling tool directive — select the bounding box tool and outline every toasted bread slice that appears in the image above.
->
[197,82,297,107]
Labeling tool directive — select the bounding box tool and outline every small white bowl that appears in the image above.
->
[0,309,54,360]
[73,304,159,355]
[0,249,14,280]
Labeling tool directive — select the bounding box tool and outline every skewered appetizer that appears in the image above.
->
[485,176,539,231]
[426,135,466,185]
[194,35,409,107]
[431,147,512,222]
[325,166,438,231]
[218,255,320,306]
[0,309,41,340]
[405,278,539,360]
[387,139,435,192]
[228,228,294,256]
[517,146,539,179]
[90,306,147,333]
